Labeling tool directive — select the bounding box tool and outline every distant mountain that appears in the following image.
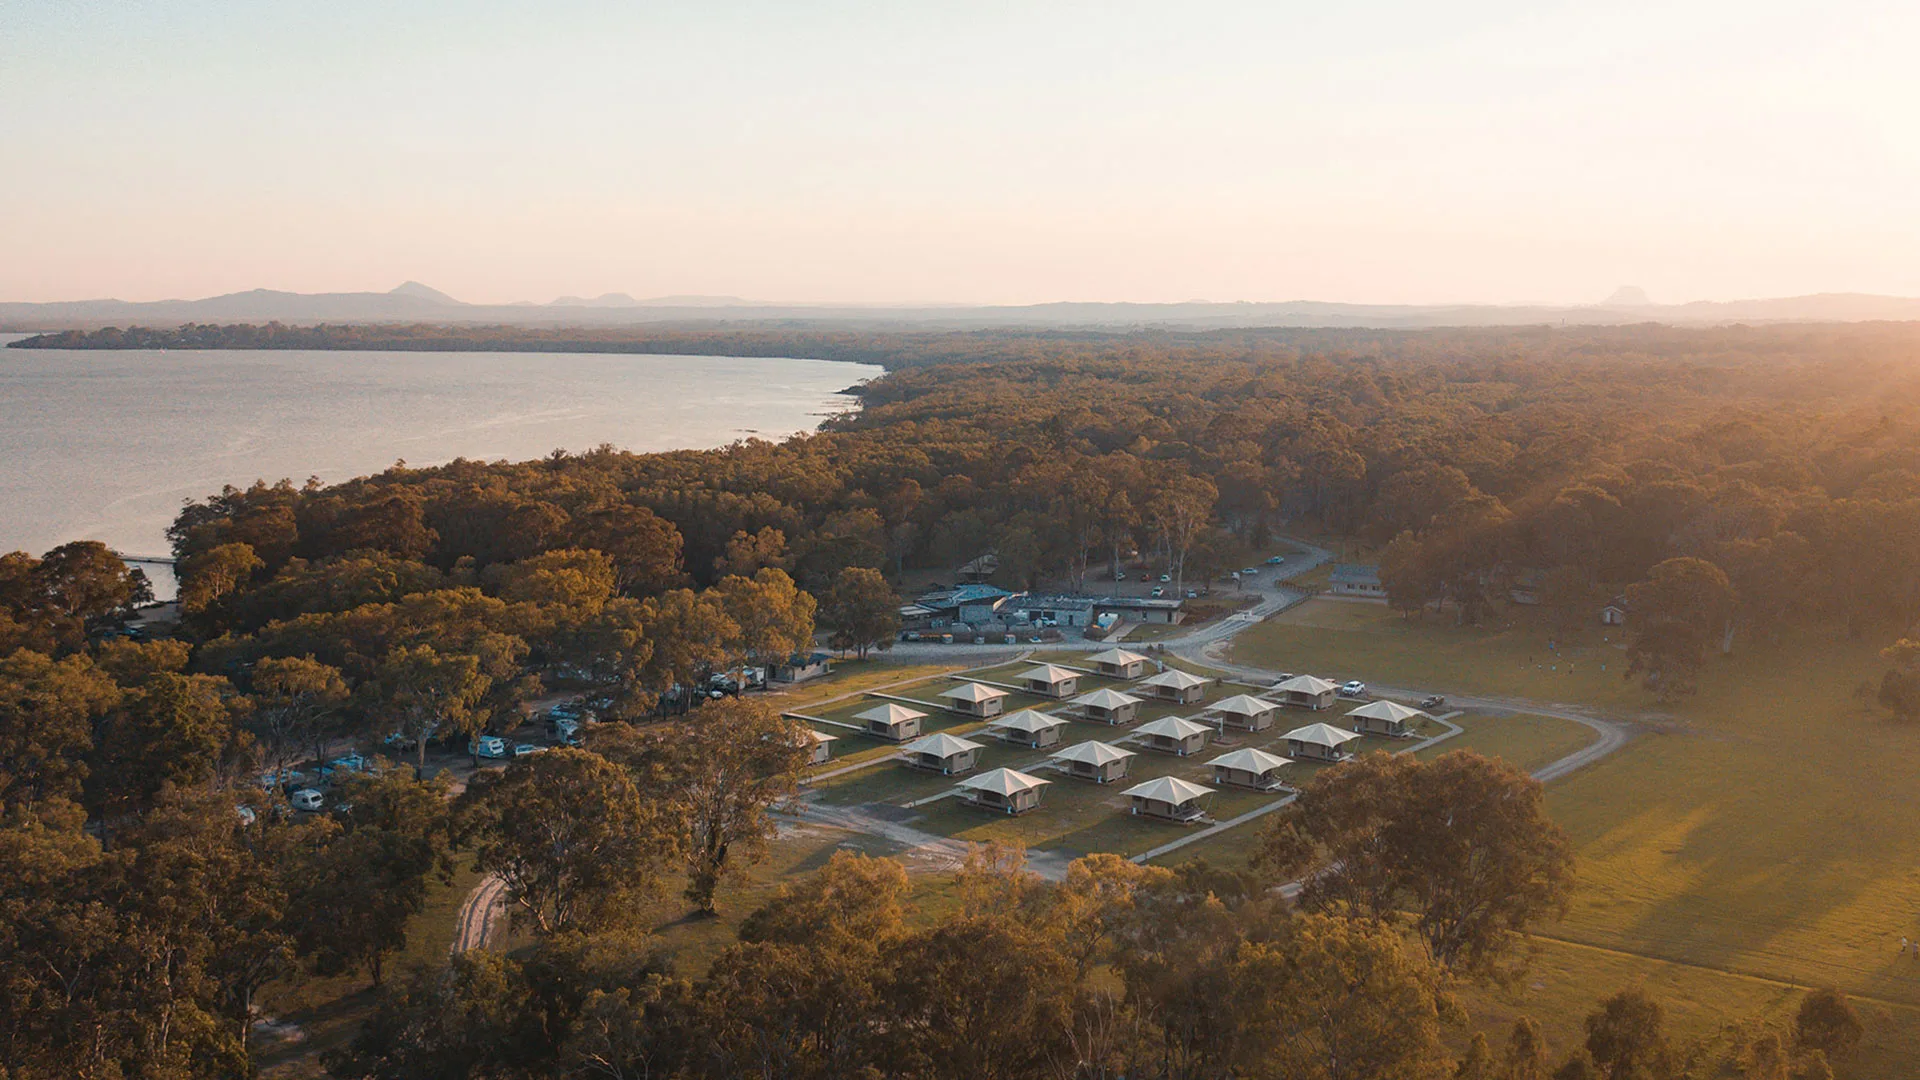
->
[1603,286,1654,307]
[6,285,1920,332]
[388,281,462,304]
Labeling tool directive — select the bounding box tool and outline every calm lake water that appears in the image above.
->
[0,336,879,597]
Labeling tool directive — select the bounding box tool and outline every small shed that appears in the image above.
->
[1136,668,1210,704]
[772,652,833,684]
[804,729,836,765]
[1132,715,1212,757]
[1070,687,1143,726]
[939,681,1010,718]
[1048,740,1136,783]
[956,768,1051,815]
[901,732,986,775]
[1209,747,1292,791]
[1345,699,1429,737]
[987,709,1067,748]
[855,702,926,742]
[1122,775,1215,822]
[1084,647,1151,679]
[1019,664,1081,699]
[1272,675,1338,711]
[1283,722,1362,763]
[1205,693,1278,732]
[1600,596,1630,626]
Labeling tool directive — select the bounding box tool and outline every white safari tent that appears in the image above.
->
[987,709,1067,748]
[1345,699,1428,737]
[1136,668,1210,704]
[1272,675,1339,711]
[1205,694,1279,732]
[1070,687,1143,726]
[956,768,1051,814]
[1048,740,1136,783]
[1209,747,1292,791]
[1132,715,1212,757]
[1283,722,1362,762]
[939,681,1010,718]
[1122,775,1215,822]
[1019,664,1081,699]
[856,702,926,742]
[901,732,985,775]
[804,729,836,765]
[1085,647,1151,679]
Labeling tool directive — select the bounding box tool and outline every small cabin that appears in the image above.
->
[771,652,833,684]
[901,733,985,775]
[1069,688,1143,726]
[1209,747,1292,792]
[956,768,1051,815]
[1019,664,1081,699]
[804,730,836,765]
[1271,675,1338,711]
[1047,741,1136,784]
[1132,715,1211,757]
[1135,669,1209,704]
[855,702,926,742]
[987,709,1067,748]
[1122,776,1215,822]
[1206,694,1278,732]
[1084,647,1151,680]
[939,681,1010,718]
[1345,700,1427,738]
[1283,722,1362,763]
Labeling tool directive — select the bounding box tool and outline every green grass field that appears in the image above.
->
[1231,597,1920,1076]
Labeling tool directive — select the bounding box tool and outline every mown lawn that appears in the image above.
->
[1230,596,1920,1075]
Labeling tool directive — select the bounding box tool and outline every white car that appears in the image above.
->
[1338,680,1368,698]
[470,736,508,759]
[512,743,542,757]
[290,788,325,812]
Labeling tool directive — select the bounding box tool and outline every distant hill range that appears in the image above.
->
[7,282,1920,332]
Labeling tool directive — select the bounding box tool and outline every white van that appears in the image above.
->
[290,788,324,812]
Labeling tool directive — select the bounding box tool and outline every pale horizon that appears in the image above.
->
[5,1,1916,307]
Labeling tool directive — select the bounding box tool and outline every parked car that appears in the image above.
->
[512,743,542,757]
[1338,680,1368,698]
[1266,555,1285,565]
[901,630,921,642]
[1419,695,1446,710]
[1149,586,1165,598]
[290,788,325,812]
[1158,573,1171,583]
[553,717,581,741]
[1185,589,1199,599]
[1241,566,1258,575]
[470,736,508,759]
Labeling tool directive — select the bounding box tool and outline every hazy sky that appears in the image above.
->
[3,1,1917,306]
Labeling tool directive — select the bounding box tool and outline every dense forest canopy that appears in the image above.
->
[3,320,1915,1077]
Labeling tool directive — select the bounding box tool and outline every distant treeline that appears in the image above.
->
[14,318,1907,372]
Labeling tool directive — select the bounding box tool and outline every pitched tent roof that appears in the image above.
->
[902,732,986,757]
[1137,669,1210,691]
[1208,747,1292,773]
[1085,647,1151,667]
[1049,741,1137,766]
[807,730,837,746]
[1345,700,1429,724]
[1070,688,1143,710]
[1120,775,1215,804]
[1133,715,1213,740]
[988,709,1068,735]
[1019,664,1080,685]
[939,682,1010,703]
[1208,694,1275,716]
[1273,674,1339,695]
[956,767,1051,797]
[1283,722,1363,748]
[855,702,928,726]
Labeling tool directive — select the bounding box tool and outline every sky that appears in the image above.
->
[3,0,1918,307]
